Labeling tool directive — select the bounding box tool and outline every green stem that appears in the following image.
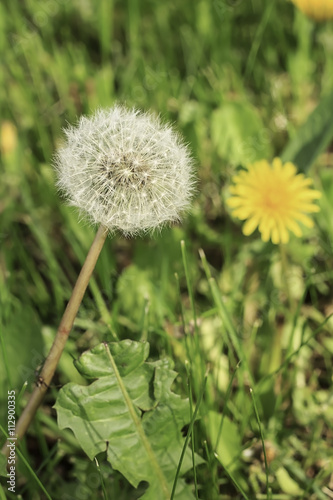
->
[181,241,204,384]
[279,243,292,310]
[171,365,208,500]
[250,387,271,499]
[266,244,293,375]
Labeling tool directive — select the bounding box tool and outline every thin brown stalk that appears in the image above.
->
[2,225,108,457]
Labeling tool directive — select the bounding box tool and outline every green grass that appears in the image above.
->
[1,0,333,498]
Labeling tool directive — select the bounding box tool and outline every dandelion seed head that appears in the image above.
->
[227,158,321,244]
[55,106,196,235]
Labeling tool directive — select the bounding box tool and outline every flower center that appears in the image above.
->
[98,154,149,189]
[260,182,287,212]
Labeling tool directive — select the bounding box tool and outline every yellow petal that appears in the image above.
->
[226,197,243,208]
[233,207,254,220]
[285,217,302,237]
[275,216,290,243]
[243,216,260,235]
[293,212,314,228]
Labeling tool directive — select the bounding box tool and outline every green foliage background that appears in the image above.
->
[1,0,333,498]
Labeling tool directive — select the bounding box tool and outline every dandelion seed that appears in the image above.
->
[227,158,321,244]
[291,0,333,21]
[55,106,195,236]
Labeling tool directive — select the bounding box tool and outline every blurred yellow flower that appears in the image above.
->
[227,158,321,244]
[291,0,333,21]
[0,121,17,155]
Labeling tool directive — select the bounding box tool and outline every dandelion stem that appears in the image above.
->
[279,243,292,309]
[268,244,293,374]
[1,225,108,456]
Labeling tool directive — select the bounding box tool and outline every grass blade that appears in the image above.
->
[170,366,208,500]
[250,388,270,500]
[0,424,53,500]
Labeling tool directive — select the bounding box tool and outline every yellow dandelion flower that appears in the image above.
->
[290,0,333,21]
[227,158,321,244]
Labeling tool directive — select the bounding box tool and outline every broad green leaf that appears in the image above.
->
[55,340,197,500]
[281,89,333,171]
[211,101,271,165]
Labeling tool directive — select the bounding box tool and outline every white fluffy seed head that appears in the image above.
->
[55,106,196,236]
